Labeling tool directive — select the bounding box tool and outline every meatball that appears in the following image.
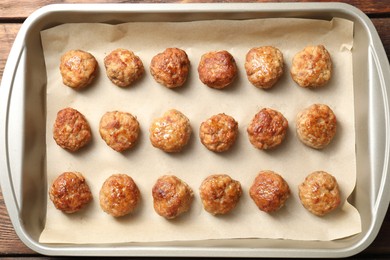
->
[199,174,242,215]
[290,45,332,88]
[245,46,284,89]
[53,107,92,152]
[199,113,238,152]
[150,48,190,88]
[298,171,341,216]
[149,109,192,153]
[197,50,237,89]
[99,174,141,217]
[60,49,98,89]
[104,48,144,87]
[49,172,92,213]
[152,175,194,219]
[99,111,140,152]
[296,104,337,149]
[249,170,290,213]
[247,108,288,150]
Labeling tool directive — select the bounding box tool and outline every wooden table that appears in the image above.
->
[0,0,389,257]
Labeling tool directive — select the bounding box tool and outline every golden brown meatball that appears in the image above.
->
[149,109,192,153]
[199,174,242,215]
[99,111,140,152]
[104,48,144,87]
[247,108,288,150]
[296,104,337,149]
[199,113,238,152]
[249,170,290,213]
[150,48,190,88]
[99,174,141,217]
[53,107,92,152]
[298,171,341,216]
[290,45,332,88]
[245,46,284,89]
[60,49,98,89]
[197,50,237,89]
[152,175,194,219]
[49,172,92,213]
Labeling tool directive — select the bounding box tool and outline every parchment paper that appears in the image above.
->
[39,18,361,243]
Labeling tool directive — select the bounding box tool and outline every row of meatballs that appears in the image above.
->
[49,170,341,218]
[53,104,337,153]
[59,45,332,90]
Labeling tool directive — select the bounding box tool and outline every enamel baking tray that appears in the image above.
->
[1,3,389,257]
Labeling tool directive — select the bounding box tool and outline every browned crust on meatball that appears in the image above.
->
[152,175,194,219]
[149,109,192,153]
[60,50,98,89]
[199,174,242,215]
[99,174,141,217]
[104,48,144,87]
[99,111,140,152]
[49,172,92,213]
[298,171,341,216]
[150,48,190,88]
[199,113,238,152]
[197,50,237,89]
[296,104,337,149]
[53,107,92,152]
[290,45,332,88]
[245,46,284,89]
[247,108,288,150]
[249,170,290,213]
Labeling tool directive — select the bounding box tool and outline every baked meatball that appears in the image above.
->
[150,48,190,88]
[298,171,341,216]
[53,107,92,152]
[104,48,144,87]
[99,111,140,152]
[296,104,337,149]
[49,172,92,213]
[99,174,141,217]
[247,108,288,150]
[197,50,237,89]
[245,46,284,89]
[199,113,238,152]
[60,49,98,89]
[152,175,194,219]
[199,174,242,215]
[249,170,290,213]
[149,109,192,153]
[290,45,332,88]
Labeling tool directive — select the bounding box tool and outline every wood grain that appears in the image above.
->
[372,18,390,60]
[0,24,21,79]
[0,0,390,20]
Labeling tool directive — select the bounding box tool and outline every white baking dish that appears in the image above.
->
[1,3,389,257]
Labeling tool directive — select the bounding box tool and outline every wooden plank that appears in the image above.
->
[372,18,390,61]
[0,0,390,20]
[0,24,21,80]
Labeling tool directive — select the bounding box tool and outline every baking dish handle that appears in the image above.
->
[0,35,26,218]
[369,40,390,241]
